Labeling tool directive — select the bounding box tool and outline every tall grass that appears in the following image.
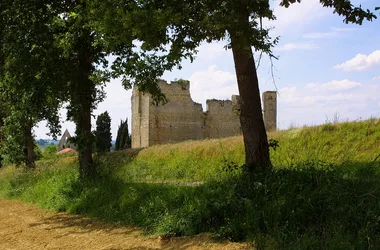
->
[100,118,380,183]
[0,118,380,249]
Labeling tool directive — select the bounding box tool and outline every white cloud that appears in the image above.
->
[303,32,336,39]
[268,0,331,35]
[373,76,380,81]
[333,50,380,71]
[277,81,380,128]
[274,43,318,51]
[305,79,362,92]
[302,27,355,39]
[280,89,363,106]
[196,42,229,61]
[330,27,356,32]
[189,65,238,108]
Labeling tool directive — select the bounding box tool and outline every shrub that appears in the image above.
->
[42,145,58,159]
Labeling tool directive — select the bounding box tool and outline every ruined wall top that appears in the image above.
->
[131,79,277,148]
[158,79,191,96]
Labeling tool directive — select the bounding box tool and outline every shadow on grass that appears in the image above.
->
[27,204,246,250]
[14,160,380,249]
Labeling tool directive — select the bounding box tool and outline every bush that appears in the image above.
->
[42,145,58,159]
[34,144,43,161]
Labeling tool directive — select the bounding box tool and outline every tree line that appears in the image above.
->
[94,112,131,153]
[0,0,377,176]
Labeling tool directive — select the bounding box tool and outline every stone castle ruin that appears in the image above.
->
[57,129,76,151]
[131,80,277,148]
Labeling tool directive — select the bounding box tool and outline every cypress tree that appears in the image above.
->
[114,120,123,151]
[124,119,131,149]
[94,111,112,153]
[115,118,131,151]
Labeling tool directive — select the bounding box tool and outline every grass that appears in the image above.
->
[100,118,380,183]
[1,118,380,249]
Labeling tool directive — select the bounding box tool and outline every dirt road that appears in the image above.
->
[0,199,251,250]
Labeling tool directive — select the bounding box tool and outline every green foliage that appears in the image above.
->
[115,119,131,151]
[94,111,112,153]
[42,145,58,159]
[51,1,110,176]
[34,144,42,161]
[87,0,279,101]
[0,113,26,166]
[0,0,69,168]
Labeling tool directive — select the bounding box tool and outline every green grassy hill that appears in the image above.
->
[99,118,380,183]
[1,118,380,249]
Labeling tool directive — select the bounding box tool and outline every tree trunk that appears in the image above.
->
[77,105,94,176]
[25,123,35,169]
[76,63,95,177]
[74,32,95,177]
[229,27,272,170]
[0,121,3,168]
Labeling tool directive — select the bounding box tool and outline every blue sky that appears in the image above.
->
[35,0,380,139]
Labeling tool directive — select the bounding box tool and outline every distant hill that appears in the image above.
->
[36,139,59,147]
[36,138,116,147]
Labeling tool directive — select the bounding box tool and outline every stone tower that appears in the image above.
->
[262,91,277,132]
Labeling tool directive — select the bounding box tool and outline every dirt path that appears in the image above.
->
[0,199,252,250]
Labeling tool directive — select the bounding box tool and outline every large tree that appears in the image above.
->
[0,0,66,168]
[25,1,110,176]
[89,0,377,171]
[0,0,108,173]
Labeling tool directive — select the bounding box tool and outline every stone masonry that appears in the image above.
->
[262,91,277,132]
[131,80,277,148]
[57,129,76,151]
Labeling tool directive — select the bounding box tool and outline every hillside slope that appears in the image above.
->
[1,118,380,249]
[98,118,380,182]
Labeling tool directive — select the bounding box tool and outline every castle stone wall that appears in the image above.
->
[149,80,205,146]
[131,88,151,148]
[205,100,240,138]
[262,91,277,132]
[131,80,277,148]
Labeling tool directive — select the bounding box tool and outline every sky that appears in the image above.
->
[34,0,380,140]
